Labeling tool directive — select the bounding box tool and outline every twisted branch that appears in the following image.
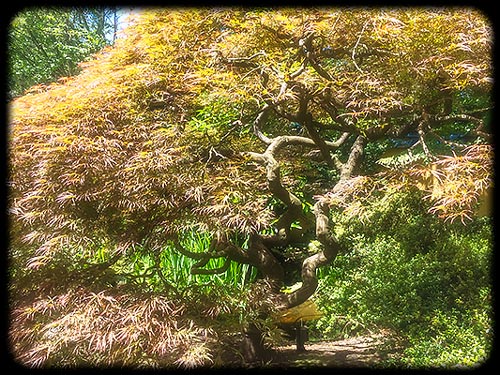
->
[282,135,366,308]
[435,112,491,141]
[284,200,342,308]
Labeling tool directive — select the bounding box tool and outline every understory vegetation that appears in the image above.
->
[9,197,493,368]
[9,237,275,368]
[311,188,492,367]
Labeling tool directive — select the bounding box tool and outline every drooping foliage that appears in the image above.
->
[8,7,493,368]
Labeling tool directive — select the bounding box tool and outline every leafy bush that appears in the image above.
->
[311,188,492,368]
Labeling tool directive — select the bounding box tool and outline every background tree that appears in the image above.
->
[7,7,119,99]
[8,8,492,367]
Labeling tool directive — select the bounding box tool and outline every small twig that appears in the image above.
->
[352,20,369,73]
[417,121,437,161]
[252,105,273,145]
[226,50,265,63]
[241,66,262,80]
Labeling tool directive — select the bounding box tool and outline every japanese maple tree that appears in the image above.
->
[9,7,492,326]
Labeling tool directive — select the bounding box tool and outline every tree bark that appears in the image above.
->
[283,200,342,308]
[282,135,366,309]
[240,323,272,363]
[242,110,367,309]
[340,135,366,180]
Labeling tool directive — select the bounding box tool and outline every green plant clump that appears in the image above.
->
[311,189,492,368]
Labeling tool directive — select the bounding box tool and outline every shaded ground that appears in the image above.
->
[269,334,398,368]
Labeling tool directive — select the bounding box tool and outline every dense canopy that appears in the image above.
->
[8,9,492,366]
[9,8,492,307]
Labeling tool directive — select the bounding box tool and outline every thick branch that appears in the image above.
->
[417,119,436,161]
[252,105,272,145]
[435,113,491,141]
[244,109,364,307]
[247,134,348,160]
[222,235,285,290]
[298,98,335,168]
[283,200,342,308]
[316,98,358,133]
[428,130,468,149]
[298,31,333,81]
[246,128,354,244]
[307,56,334,81]
[340,134,366,180]
[246,135,316,244]
[170,238,228,274]
[190,258,231,275]
[171,238,206,260]
[263,149,302,239]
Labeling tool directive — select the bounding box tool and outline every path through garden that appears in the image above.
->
[269,333,399,368]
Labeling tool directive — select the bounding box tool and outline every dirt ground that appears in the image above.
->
[269,334,396,368]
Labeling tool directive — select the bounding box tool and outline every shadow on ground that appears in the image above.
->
[269,334,398,368]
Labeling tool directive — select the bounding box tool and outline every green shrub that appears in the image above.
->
[311,188,492,368]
